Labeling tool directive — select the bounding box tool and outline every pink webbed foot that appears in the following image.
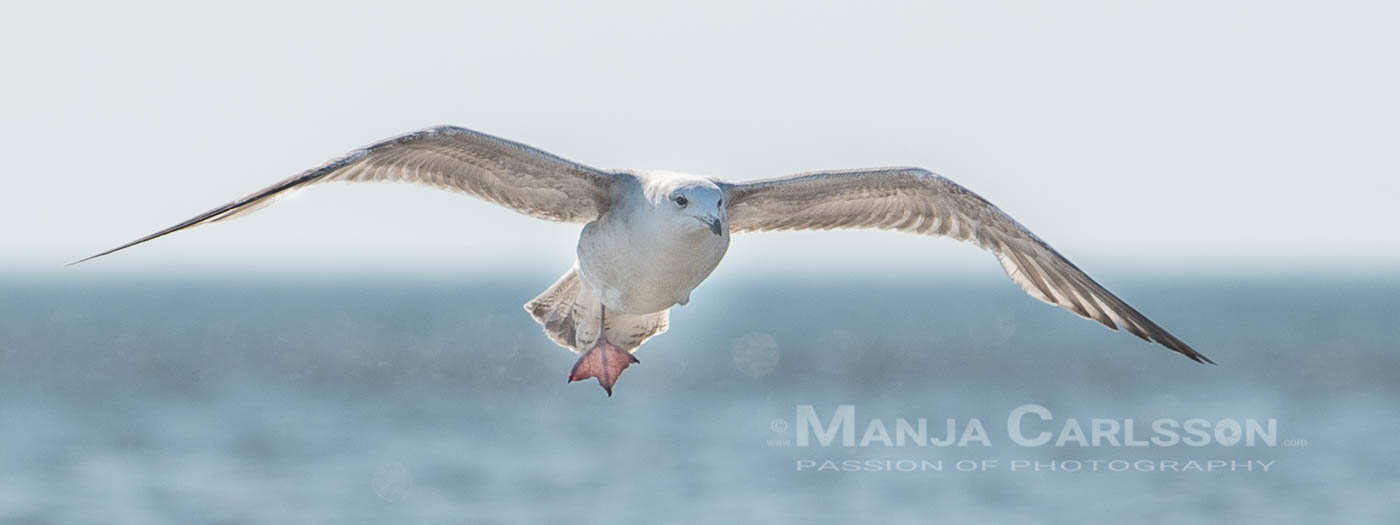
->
[568,337,639,396]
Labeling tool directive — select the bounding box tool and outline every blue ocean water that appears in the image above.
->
[0,277,1396,523]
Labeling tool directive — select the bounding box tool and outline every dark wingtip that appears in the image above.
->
[1170,341,1214,365]
[66,238,145,266]
[65,252,109,267]
[64,227,187,267]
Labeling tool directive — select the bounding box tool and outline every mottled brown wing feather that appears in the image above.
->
[722,167,1211,364]
[72,126,619,265]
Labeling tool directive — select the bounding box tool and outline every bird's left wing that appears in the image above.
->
[71,126,620,265]
[721,167,1211,364]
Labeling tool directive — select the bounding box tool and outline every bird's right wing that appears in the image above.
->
[722,167,1211,364]
[72,126,621,265]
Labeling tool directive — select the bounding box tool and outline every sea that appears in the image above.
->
[1,276,1396,523]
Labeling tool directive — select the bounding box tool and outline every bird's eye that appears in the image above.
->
[717,199,723,208]
[674,195,688,207]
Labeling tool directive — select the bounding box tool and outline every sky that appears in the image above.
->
[3,1,1397,280]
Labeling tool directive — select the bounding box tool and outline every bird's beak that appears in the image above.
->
[697,215,724,236]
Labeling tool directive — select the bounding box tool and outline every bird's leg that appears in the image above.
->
[567,305,639,396]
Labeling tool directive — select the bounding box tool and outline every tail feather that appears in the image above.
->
[525,268,584,349]
[525,267,670,352]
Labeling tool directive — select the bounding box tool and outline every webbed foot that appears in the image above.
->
[567,337,639,396]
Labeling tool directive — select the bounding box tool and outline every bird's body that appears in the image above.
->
[577,171,729,315]
[74,125,1212,395]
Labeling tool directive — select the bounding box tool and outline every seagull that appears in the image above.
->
[72,125,1211,394]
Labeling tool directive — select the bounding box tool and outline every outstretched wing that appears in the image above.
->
[722,167,1211,364]
[72,125,620,265]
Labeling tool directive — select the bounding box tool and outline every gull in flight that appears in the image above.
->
[73,126,1211,394]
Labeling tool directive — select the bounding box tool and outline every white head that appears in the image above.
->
[638,171,727,237]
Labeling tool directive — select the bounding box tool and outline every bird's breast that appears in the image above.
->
[577,219,728,314]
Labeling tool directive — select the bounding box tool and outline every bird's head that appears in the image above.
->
[647,174,727,237]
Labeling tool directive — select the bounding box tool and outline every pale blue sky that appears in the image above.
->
[4,1,1397,279]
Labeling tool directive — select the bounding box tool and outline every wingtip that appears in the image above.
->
[1176,344,1215,365]
[65,255,99,267]
[65,249,117,267]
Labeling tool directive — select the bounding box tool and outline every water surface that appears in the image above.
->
[1,277,1395,523]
